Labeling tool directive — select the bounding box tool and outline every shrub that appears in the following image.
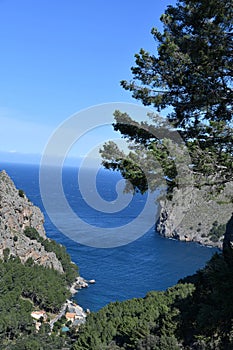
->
[18,189,25,198]
[24,227,43,243]
[208,223,226,242]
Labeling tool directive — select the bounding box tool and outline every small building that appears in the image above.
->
[31,310,47,321]
[65,312,76,322]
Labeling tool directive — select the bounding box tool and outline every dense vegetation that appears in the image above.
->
[72,248,233,350]
[2,227,232,350]
[73,284,194,350]
[3,332,68,350]
[0,254,72,349]
[0,229,78,348]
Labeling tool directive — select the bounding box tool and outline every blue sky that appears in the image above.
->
[0,0,175,164]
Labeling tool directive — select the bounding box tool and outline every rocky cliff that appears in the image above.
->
[157,181,233,248]
[0,170,63,272]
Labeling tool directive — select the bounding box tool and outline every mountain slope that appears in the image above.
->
[0,170,63,271]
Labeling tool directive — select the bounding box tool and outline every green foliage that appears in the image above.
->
[121,0,232,135]
[22,262,70,312]
[72,284,194,350]
[100,112,179,194]
[42,238,79,285]
[72,249,233,350]
[24,227,43,242]
[3,247,10,261]
[24,227,79,285]
[2,332,68,350]
[208,221,226,242]
[18,189,25,198]
[136,334,180,350]
[101,0,233,192]
[179,252,233,348]
[0,256,71,347]
[98,2,233,345]
[0,203,78,347]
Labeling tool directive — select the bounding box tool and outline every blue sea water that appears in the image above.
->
[1,162,217,312]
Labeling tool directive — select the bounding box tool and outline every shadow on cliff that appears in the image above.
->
[223,212,233,266]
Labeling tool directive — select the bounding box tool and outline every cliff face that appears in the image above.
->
[157,181,233,248]
[0,170,63,272]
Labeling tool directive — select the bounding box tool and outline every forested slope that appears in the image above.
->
[72,217,233,350]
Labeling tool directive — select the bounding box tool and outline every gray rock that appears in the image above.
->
[157,181,233,248]
[0,170,63,272]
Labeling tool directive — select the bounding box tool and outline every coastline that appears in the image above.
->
[48,276,95,331]
[156,182,233,250]
[69,276,96,296]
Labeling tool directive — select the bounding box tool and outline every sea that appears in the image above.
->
[1,162,218,312]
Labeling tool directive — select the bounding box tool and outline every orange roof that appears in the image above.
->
[65,312,76,319]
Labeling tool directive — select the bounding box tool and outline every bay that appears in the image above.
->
[1,162,217,311]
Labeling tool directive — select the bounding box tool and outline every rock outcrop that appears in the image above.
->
[70,276,96,295]
[0,170,63,272]
[157,181,233,248]
[70,277,89,295]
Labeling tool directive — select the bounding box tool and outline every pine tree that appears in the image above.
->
[102,0,233,190]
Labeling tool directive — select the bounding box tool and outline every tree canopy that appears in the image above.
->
[101,0,233,192]
[122,0,232,135]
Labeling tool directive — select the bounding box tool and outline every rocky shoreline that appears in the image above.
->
[70,276,95,295]
[156,181,233,249]
[66,276,96,325]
